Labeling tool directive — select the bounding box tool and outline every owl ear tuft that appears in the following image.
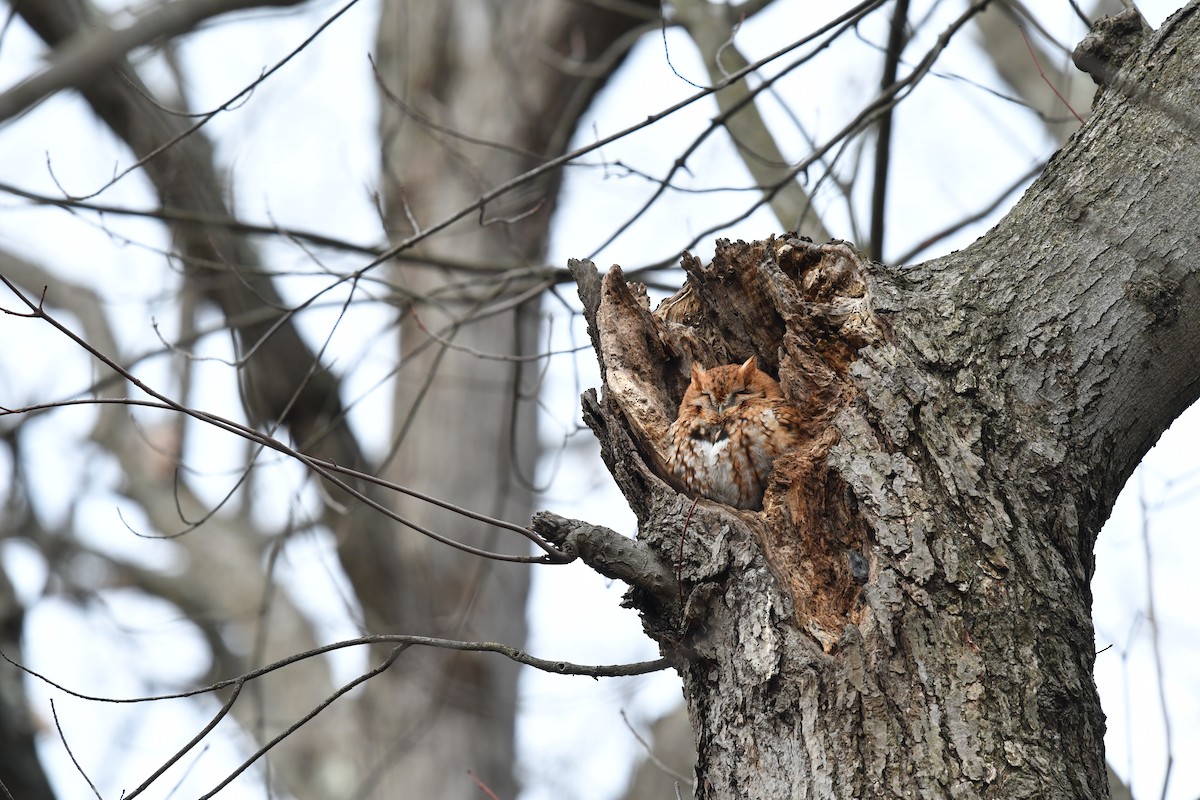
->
[690,361,706,383]
[738,356,757,380]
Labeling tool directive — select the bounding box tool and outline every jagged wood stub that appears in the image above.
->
[570,235,883,647]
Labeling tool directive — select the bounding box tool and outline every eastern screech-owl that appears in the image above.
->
[666,356,801,510]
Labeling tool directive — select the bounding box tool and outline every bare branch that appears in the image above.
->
[972,0,1105,145]
[1018,23,1084,124]
[0,179,386,257]
[620,709,695,788]
[1139,469,1174,800]
[0,392,569,563]
[868,0,910,261]
[3,634,670,702]
[368,1,886,272]
[531,511,677,603]
[49,700,102,800]
[196,646,406,800]
[126,683,244,800]
[0,0,309,123]
[616,0,995,266]
[893,160,1044,264]
[0,265,570,556]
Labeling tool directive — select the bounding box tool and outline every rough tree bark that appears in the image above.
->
[537,7,1200,798]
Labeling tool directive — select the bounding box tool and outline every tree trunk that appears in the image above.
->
[372,1,652,796]
[0,566,55,800]
[555,7,1200,797]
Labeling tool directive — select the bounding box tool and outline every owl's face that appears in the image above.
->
[678,357,783,436]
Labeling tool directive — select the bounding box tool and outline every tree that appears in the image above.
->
[538,6,1197,797]
[0,0,1192,799]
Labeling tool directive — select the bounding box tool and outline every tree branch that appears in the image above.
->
[3,633,670,702]
[0,0,308,122]
[869,0,909,260]
[530,511,677,603]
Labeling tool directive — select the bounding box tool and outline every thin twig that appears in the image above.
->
[410,308,589,362]
[893,161,1045,264]
[15,1,364,200]
[590,1,884,258]
[0,276,572,562]
[124,684,244,800]
[0,0,317,123]
[197,646,407,800]
[4,393,563,562]
[1018,24,1084,124]
[590,0,990,262]
[467,770,502,800]
[620,709,695,787]
[677,496,700,608]
[364,0,890,273]
[161,743,211,800]
[50,699,103,800]
[1138,468,1173,800]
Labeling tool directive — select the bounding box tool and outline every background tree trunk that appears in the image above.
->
[8,1,651,796]
[371,1,653,795]
[0,566,55,800]
[563,8,1200,797]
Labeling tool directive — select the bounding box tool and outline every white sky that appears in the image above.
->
[1,1,1197,799]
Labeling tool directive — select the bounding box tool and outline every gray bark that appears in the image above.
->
[0,563,55,800]
[372,1,653,796]
[562,6,1200,797]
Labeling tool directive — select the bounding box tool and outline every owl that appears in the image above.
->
[666,356,801,510]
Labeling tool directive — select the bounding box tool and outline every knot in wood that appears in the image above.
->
[1072,8,1150,85]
